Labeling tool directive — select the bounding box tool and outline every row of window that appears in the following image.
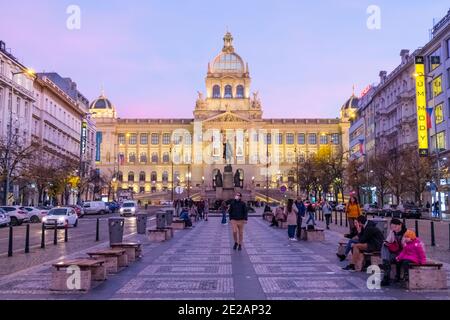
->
[117,171,180,183]
[212,85,244,99]
[118,132,340,146]
[119,152,191,164]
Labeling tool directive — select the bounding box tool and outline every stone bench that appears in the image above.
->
[301,227,325,241]
[363,251,382,267]
[408,261,447,290]
[86,248,128,274]
[51,258,107,292]
[171,219,186,230]
[110,242,142,262]
[148,228,169,242]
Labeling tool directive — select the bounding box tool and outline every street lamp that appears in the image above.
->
[2,68,35,205]
[186,165,191,198]
[294,146,300,197]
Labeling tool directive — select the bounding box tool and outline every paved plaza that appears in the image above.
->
[0,215,449,300]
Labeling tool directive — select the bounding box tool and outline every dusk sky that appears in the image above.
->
[1,0,449,119]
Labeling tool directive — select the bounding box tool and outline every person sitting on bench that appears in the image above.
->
[343,215,384,271]
[180,207,193,228]
[270,206,286,227]
[381,218,407,286]
[395,230,426,283]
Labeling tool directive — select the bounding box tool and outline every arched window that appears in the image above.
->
[212,85,221,98]
[151,171,157,182]
[139,171,146,182]
[162,171,169,183]
[236,85,244,98]
[128,152,136,163]
[163,152,170,163]
[140,152,147,163]
[151,152,158,163]
[117,171,123,182]
[224,85,233,98]
[174,171,180,184]
[128,172,135,182]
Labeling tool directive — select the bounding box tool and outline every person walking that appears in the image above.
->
[322,200,332,230]
[345,196,361,238]
[305,201,316,226]
[220,201,228,225]
[204,199,209,221]
[285,199,299,241]
[295,198,306,238]
[229,192,248,251]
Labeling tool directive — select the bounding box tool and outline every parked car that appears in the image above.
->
[82,201,109,215]
[363,204,380,215]
[0,208,11,227]
[106,202,120,213]
[0,206,28,226]
[68,205,84,217]
[20,207,47,223]
[119,201,138,216]
[42,207,78,228]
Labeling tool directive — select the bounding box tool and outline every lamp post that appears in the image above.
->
[170,146,174,202]
[295,146,300,197]
[186,164,191,198]
[266,133,270,203]
[2,68,35,205]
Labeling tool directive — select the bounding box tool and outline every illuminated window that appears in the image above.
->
[151,152,158,163]
[286,133,294,145]
[118,134,125,145]
[236,85,244,98]
[213,53,244,73]
[117,171,123,182]
[163,152,170,163]
[184,133,192,145]
[139,171,146,182]
[128,172,135,182]
[276,133,283,145]
[428,47,441,71]
[151,171,157,182]
[308,133,317,145]
[213,85,221,98]
[162,133,171,145]
[436,104,444,124]
[140,153,147,163]
[128,152,136,163]
[331,133,340,145]
[320,134,328,144]
[140,134,148,145]
[224,85,233,99]
[162,171,169,183]
[129,134,137,145]
[436,131,446,150]
[297,133,305,145]
[432,75,443,97]
[151,133,159,145]
[266,133,272,144]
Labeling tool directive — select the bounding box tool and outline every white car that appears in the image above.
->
[0,208,11,227]
[119,201,138,216]
[20,207,47,223]
[42,207,78,228]
[82,201,110,215]
[335,203,346,211]
[0,206,29,226]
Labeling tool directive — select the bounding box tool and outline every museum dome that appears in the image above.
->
[90,93,113,109]
[210,32,246,74]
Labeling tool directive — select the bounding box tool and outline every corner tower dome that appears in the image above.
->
[90,90,116,118]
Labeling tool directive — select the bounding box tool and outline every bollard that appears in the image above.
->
[8,226,13,257]
[345,215,348,227]
[431,221,436,247]
[64,223,68,242]
[96,218,100,242]
[41,223,45,249]
[25,224,30,253]
[415,220,419,238]
[53,220,57,245]
[335,210,338,225]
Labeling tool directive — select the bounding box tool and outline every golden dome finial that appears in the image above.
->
[223,30,234,53]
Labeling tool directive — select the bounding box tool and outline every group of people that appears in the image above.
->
[338,197,427,286]
[176,198,210,228]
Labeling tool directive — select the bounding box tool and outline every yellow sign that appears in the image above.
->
[415,56,428,156]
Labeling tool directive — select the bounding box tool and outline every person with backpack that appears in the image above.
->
[322,200,332,230]
[285,199,299,241]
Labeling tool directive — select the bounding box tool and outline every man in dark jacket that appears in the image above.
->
[229,192,248,251]
[343,215,384,271]
[295,198,306,238]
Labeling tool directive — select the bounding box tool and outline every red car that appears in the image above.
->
[69,205,84,217]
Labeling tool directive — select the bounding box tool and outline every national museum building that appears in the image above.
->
[91,33,353,202]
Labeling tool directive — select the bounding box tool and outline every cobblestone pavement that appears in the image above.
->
[0,217,449,300]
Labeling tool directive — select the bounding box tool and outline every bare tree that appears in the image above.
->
[369,152,391,206]
[403,147,433,206]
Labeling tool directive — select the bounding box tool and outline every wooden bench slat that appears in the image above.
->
[87,248,126,256]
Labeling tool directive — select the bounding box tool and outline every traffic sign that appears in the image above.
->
[280,185,287,193]
[175,186,184,194]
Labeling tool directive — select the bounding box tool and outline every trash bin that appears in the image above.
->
[109,217,124,245]
[372,218,388,238]
[165,209,174,226]
[156,211,167,229]
[136,213,148,234]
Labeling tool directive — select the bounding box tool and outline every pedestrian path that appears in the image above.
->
[0,217,449,300]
